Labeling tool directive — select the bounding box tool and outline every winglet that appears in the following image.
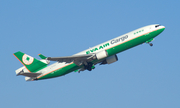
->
[38,54,47,59]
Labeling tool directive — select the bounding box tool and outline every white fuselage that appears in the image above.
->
[25,24,165,81]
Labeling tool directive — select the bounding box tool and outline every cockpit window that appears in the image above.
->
[155,25,160,28]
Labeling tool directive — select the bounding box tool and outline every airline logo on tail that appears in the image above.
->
[14,51,48,72]
[22,54,34,65]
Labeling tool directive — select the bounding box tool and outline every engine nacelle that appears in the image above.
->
[100,55,118,65]
[40,59,50,64]
[96,50,108,60]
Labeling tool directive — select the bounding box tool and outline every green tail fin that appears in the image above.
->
[13,51,47,72]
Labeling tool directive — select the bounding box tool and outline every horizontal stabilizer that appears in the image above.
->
[17,71,41,77]
[25,77,36,81]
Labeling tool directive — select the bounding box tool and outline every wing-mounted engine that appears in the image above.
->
[95,50,108,60]
[74,50,109,71]
[100,55,118,65]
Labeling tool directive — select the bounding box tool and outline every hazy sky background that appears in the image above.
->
[1,0,180,108]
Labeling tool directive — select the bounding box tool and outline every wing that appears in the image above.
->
[47,54,96,66]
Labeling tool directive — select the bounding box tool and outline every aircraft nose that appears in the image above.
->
[162,25,165,29]
[157,25,165,32]
[161,25,165,32]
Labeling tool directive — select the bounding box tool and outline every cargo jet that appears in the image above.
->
[13,24,165,81]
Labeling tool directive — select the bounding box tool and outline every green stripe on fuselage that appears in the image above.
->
[37,28,165,80]
[38,63,80,80]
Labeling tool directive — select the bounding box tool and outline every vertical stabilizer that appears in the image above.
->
[13,51,47,72]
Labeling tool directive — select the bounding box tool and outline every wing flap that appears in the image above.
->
[47,54,94,60]
[47,54,96,65]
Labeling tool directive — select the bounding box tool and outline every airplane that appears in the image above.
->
[13,24,165,81]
